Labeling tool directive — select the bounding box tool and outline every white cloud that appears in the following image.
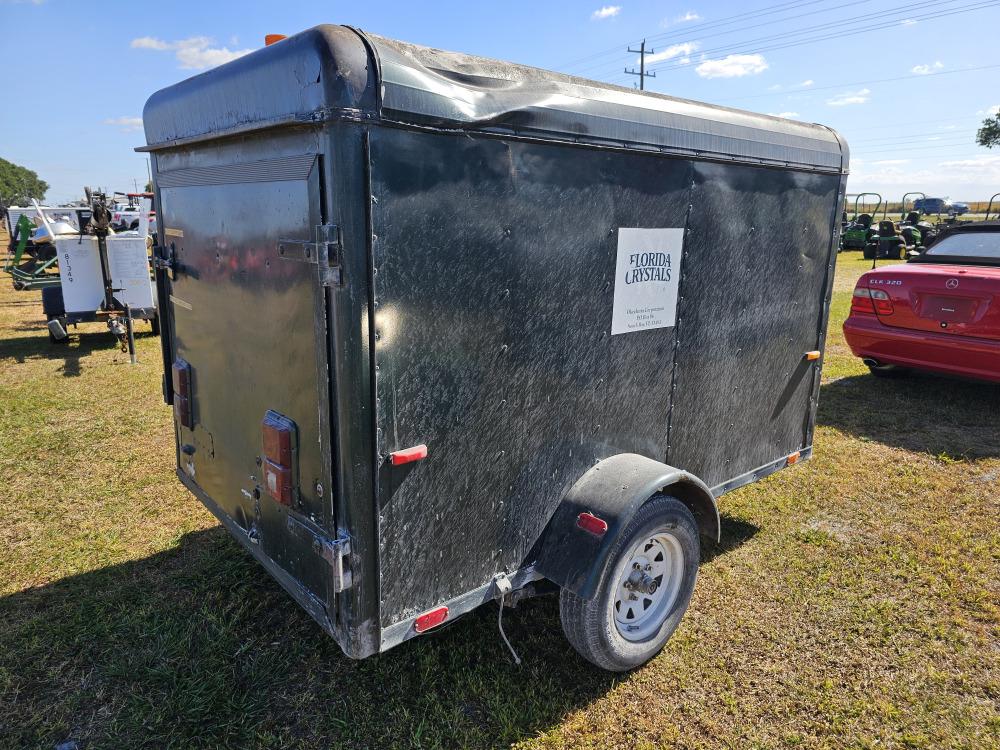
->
[826,88,871,106]
[103,116,144,132]
[675,10,700,22]
[768,111,800,119]
[872,159,910,166]
[900,18,918,25]
[591,5,620,19]
[695,53,768,79]
[130,36,171,50]
[768,83,782,91]
[987,105,1000,117]
[644,41,699,65]
[799,79,814,87]
[848,155,1000,197]
[911,61,944,75]
[130,35,255,70]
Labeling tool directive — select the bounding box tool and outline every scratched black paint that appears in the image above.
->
[142,24,847,658]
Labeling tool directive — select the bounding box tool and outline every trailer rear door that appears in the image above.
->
[155,153,341,612]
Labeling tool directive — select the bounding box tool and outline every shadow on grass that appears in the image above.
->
[0,513,753,749]
[703,514,760,564]
[0,331,153,377]
[818,371,1000,459]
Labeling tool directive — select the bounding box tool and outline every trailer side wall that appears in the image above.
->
[369,127,842,627]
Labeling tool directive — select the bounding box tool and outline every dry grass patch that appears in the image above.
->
[0,249,997,749]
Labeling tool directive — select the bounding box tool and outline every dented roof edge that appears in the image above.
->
[140,24,848,175]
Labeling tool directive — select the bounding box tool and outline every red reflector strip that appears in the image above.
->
[577,512,608,536]
[787,451,801,465]
[414,606,448,633]
[390,444,428,466]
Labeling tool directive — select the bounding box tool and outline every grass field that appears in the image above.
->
[0,247,997,749]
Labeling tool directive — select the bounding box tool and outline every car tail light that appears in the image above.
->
[869,289,894,315]
[851,287,876,314]
[262,411,296,506]
[851,286,893,315]
[171,359,193,429]
[414,606,449,633]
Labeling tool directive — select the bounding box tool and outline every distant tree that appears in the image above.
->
[145,181,153,193]
[0,157,48,205]
[977,114,1000,148]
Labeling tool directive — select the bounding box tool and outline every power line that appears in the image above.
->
[556,0,822,72]
[624,39,656,90]
[571,0,873,77]
[717,63,1000,103]
[645,0,996,77]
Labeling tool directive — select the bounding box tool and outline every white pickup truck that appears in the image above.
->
[112,192,156,232]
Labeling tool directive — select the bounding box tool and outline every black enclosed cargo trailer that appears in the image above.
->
[140,25,848,671]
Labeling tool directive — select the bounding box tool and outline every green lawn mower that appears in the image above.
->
[840,192,881,251]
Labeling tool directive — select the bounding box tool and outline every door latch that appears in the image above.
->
[153,242,179,279]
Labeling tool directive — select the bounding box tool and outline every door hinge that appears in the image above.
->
[317,531,353,593]
[277,223,342,287]
[285,515,353,592]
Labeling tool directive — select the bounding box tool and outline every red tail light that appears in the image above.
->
[262,411,296,506]
[851,287,893,316]
[171,359,194,429]
[870,288,894,315]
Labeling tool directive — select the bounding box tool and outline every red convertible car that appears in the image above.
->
[843,222,1000,383]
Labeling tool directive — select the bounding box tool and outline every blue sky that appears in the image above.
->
[2,0,998,205]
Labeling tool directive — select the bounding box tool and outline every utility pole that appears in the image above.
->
[625,39,656,90]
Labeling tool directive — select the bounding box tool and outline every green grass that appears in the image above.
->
[0,248,998,749]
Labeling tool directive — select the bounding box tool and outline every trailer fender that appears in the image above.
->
[535,454,718,600]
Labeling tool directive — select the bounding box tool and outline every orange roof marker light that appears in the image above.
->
[265,34,287,46]
[805,350,821,361]
[787,451,801,465]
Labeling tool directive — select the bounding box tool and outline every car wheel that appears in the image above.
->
[559,494,699,672]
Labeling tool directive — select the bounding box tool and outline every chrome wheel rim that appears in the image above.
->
[613,530,685,642]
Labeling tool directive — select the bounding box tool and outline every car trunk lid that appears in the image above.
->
[867,264,1000,341]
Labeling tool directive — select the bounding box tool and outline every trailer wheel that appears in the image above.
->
[559,494,699,672]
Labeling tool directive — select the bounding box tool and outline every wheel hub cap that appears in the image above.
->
[613,530,684,642]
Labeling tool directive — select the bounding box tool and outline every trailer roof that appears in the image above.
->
[141,25,848,174]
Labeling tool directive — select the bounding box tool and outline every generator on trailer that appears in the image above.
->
[141,25,848,671]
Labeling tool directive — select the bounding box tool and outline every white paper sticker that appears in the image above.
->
[611,228,685,335]
[55,236,154,313]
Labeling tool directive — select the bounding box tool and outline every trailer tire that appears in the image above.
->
[559,494,699,672]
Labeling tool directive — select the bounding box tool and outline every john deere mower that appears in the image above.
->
[841,192,881,251]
